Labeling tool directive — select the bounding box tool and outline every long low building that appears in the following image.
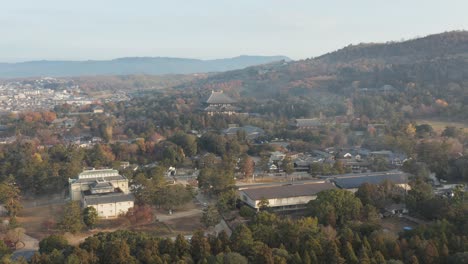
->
[239,182,336,211]
[330,171,410,192]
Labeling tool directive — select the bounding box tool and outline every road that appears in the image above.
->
[11,234,39,261]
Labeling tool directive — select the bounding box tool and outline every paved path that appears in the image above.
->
[157,208,203,222]
[11,234,39,261]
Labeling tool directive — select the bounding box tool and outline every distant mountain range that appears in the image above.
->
[0,55,290,78]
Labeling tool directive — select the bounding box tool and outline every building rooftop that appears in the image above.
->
[206,91,236,104]
[294,118,322,128]
[78,169,120,179]
[241,182,336,200]
[222,125,265,138]
[332,171,408,189]
[83,192,135,205]
[71,175,126,184]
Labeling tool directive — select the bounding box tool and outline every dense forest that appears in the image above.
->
[20,183,468,263]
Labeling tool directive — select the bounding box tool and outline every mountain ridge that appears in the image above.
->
[0,55,290,78]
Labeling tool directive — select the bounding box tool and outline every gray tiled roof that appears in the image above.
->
[241,182,336,200]
[84,193,135,205]
[294,118,322,127]
[206,91,236,104]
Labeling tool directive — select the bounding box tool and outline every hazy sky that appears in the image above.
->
[1,0,467,62]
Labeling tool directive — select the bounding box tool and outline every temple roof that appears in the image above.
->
[206,91,236,104]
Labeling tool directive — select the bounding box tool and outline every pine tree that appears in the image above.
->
[343,242,358,264]
[175,234,190,258]
[373,251,386,264]
[358,247,371,264]
[423,241,439,264]
[391,242,402,260]
[408,255,419,264]
[191,230,211,262]
[301,251,311,264]
[325,240,345,264]
[59,201,84,234]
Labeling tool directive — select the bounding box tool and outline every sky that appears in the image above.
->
[1,0,468,62]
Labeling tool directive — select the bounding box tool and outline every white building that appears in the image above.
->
[83,192,134,218]
[68,169,134,218]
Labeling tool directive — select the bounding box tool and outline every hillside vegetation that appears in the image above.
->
[178,31,468,120]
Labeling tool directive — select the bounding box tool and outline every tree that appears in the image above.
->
[191,230,211,262]
[308,189,362,226]
[169,132,198,157]
[201,205,221,228]
[282,155,295,176]
[39,235,68,254]
[324,240,345,264]
[59,201,84,234]
[175,234,190,258]
[252,241,274,264]
[83,206,98,229]
[217,252,248,264]
[343,241,359,264]
[216,189,237,213]
[0,178,22,219]
[0,240,10,259]
[257,197,270,211]
[5,228,25,249]
[240,155,254,180]
[198,167,235,195]
[103,240,136,264]
[231,224,254,256]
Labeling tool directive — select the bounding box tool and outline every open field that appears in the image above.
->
[416,119,468,132]
[380,216,418,234]
[16,203,65,241]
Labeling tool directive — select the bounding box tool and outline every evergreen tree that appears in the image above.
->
[358,247,371,264]
[102,240,136,264]
[373,251,386,264]
[191,230,211,262]
[174,234,190,258]
[409,255,419,264]
[324,240,345,264]
[230,224,254,256]
[201,205,221,228]
[83,206,98,229]
[343,242,359,264]
[58,201,84,234]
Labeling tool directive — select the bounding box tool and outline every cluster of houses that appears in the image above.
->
[265,147,407,174]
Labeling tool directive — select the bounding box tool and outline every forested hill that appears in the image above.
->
[0,55,290,78]
[318,31,468,63]
[177,31,468,120]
